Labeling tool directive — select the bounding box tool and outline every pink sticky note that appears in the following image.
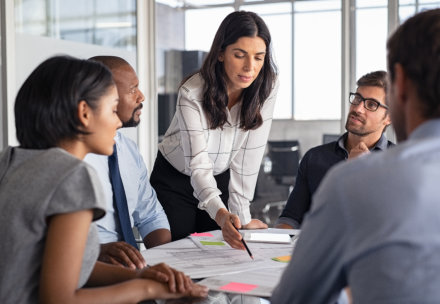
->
[220,282,257,293]
[190,232,214,237]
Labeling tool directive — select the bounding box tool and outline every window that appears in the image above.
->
[15,0,136,50]
[182,1,341,120]
[155,0,439,123]
[293,0,341,120]
[185,7,234,51]
[399,0,440,22]
[355,0,388,80]
[241,3,292,119]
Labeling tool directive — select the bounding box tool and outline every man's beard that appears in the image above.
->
[344,110,387,137]
[122,104,142,128]
[345,112,369,137]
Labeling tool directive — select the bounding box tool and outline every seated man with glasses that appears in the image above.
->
[276,70,394,229]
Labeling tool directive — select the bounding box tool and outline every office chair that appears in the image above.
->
[267,140,300,186]
[322,133,341,144]
[251,140,301,225]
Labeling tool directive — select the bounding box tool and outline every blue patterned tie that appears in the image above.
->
[108,144,138,249]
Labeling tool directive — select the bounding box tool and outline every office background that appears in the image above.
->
[1,0,439,174]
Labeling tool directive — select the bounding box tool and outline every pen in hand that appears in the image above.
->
[233,224,254,260]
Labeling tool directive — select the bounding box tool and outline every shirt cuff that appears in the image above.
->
[200,196,226,220]
[235,208,252,226]
[137,217,171,239]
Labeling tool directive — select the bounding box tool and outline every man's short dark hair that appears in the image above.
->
[88,55,130,72]
[387,8,440,118]
[357,70,389,105]
[15,55,114,149]
[357,70,388,92]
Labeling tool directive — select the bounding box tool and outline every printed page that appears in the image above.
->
[198,267,287,298]
[142,242,294,279]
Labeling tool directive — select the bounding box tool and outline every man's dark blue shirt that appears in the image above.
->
[276,132,394,228]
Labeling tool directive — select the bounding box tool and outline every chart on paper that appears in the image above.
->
[142,246,293,279]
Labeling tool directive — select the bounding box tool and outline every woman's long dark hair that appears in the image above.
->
[198,11,277,131]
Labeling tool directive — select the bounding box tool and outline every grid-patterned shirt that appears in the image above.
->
[159,73,279,225]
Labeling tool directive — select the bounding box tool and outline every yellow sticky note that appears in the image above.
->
[272,255,291,263]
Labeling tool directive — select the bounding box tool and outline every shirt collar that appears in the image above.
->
[336,133,348,153]
[372,132,390,151]
[335,131,389,153]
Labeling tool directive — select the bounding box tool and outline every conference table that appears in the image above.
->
[140,229,299,304]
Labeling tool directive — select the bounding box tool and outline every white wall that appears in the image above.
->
[11,33,138,146]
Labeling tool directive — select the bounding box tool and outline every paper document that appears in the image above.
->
[243,232,291,244]
[198,267,287,298]
[240,228,300,236]
[142,245,293,279]
[142,230,295,279]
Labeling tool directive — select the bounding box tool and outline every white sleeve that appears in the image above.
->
[228,80,279,225]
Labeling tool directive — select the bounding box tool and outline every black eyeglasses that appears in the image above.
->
[349,92,388,112]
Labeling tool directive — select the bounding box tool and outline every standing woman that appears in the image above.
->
[151,11,279,249]
[0,56,207,303]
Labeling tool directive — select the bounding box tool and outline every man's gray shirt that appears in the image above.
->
[272,119,440,304]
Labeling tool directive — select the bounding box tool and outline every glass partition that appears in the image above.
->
[293,0,341,120]
[15,0,136,50]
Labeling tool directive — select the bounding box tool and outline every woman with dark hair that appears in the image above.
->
[151,11,279,249]
[0,55,207,303]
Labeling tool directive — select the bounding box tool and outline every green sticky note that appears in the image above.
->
[200,241,226,246]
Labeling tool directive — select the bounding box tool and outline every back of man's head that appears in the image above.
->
[387,9,440,119]
[89,55,130,72]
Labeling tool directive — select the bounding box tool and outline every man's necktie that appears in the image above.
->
[108,144,138,249]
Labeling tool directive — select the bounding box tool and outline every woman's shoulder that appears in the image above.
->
[179,73,205,97]
[40,149,106,217]
[24,148,93,180]
[44,148,84,167]
[9,147,80,168]
[3,147,98,199]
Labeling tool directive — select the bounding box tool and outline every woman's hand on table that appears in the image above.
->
[138,262,207,297]
[215,208,267,249]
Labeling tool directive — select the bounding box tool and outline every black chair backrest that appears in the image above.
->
[267,140,300,181]
[322,134,340,144]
